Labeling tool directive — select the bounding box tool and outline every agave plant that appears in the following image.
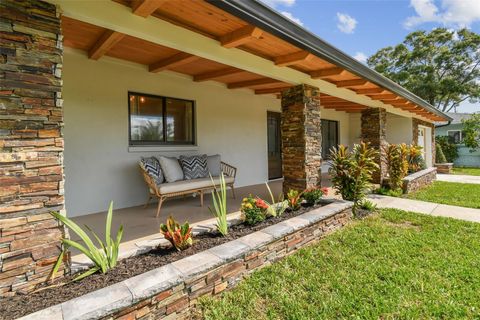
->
[50,201,123,281]
[160,216,193,251]
[209,173,228,236]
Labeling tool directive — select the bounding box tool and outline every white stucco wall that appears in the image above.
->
[63,49,281,217]
[319,108,350,147]
[386,113,413,144]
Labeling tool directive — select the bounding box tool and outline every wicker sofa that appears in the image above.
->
[139,156,236,217]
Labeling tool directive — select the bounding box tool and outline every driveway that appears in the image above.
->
[436,174,480,185]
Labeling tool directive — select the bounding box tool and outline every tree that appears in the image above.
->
[462,113,480,151]
[367,28,480,113]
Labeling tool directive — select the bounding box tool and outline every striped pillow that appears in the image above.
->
[179,154,208,180]
[140,157,164,185]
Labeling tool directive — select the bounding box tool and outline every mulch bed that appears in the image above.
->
[0,202,330,320]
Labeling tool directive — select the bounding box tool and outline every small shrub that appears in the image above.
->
[436,136,458,162]
[160,216,193,251]
[357,199,377,211]
[303,187,328,205]
[209,173,228,236]
[376,186,403,197]
[264,182,288,217]
[50,201,123,281]
[407,144,426,173]
[241,195,266,225]
[329,142,379,204]
[435,143,447,164]
[383,143,409,190]
[286,189,302,211]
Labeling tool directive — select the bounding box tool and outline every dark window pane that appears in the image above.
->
[165,98,194,143]
[129,94,164,142]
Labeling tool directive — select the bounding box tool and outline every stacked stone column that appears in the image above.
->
[0,0,67,296]
[281,84,322,193]
[361,107,387,184]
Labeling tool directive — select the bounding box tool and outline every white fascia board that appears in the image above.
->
[49,0,429,121]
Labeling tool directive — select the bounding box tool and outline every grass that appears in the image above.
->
[405,181,480,209]
[198,209,480,319]
[453,167,480,176]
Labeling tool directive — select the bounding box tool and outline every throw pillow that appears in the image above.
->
[207,154,221,176]
[158,156,184,183]
[179,154,209,180]
[140,157,164,185]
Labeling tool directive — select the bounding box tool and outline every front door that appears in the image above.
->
[267,111,282,180]
[418,127,426,160]
[321,119,339,159]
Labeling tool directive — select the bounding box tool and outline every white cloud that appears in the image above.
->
[336,13,357,34]
[280,11,304,26]
[404,0,480,29]
[353,52,368,64]
[261,0,295,8]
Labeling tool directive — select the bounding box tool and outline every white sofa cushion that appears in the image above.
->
[158,156,184,183]
[207,154,221,176]
[158,176,234,194]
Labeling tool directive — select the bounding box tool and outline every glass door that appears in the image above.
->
[321,119,339,159]
[267,111,282,180]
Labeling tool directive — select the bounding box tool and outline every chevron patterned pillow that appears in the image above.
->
[179,154,209,180]
[140,156,164,185]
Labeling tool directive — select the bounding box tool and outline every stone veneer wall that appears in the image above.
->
[412,118,436,165]
[361,107,387,184]
[0,0,66,296]
[281,84,322,193]
[402,167,437,194]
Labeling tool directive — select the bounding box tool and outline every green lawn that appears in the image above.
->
[453,167,480,176]
[198,209,480,319]
[405,181,480,209]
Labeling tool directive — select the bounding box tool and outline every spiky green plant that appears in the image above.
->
[264,182,288,217]
[50,201,123,281]
[383,143,409,191]
[209,173,228,236]
[160,216,193,251]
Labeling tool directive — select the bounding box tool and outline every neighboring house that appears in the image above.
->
[436,112,480,167]
[0,0,451,296]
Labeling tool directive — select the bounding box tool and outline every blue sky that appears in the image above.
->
[260,0,480,113]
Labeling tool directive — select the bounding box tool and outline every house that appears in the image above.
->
[436,112,480,167]
[0,0,451,296]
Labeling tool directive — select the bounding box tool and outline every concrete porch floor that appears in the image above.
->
[71,173,333,244]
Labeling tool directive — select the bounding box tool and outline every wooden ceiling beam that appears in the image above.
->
[220,25,263,48]
[369,94,397,100]
[255,87,291,94]
[354,88,386,94]
[274,51,312,67]
[310,67,346,79]
[193,67,243,82]
[335,79,368,87]
[88,30,125,60]
[228,78,282,89]
[149,52,199,73]
[131,0,168,17]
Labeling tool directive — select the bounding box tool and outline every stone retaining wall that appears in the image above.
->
[0,0,67,296]
[20,201,353,320]
[402,167,437,194]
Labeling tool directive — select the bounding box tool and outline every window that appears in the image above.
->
[447,130,463,144]
[128,92,195,145]
[321,119,339,159]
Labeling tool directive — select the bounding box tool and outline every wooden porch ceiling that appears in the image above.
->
[62,0,445,121]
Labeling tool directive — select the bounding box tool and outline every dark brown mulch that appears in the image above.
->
[0,202,330,320]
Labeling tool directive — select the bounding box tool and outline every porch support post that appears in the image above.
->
[412,118,436,165]
[281,84,322,193]
[0,0,67,296]
[361,107,387,184]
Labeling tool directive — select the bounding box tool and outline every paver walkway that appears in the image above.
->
[437,173,480,184]
[368,194,480,223]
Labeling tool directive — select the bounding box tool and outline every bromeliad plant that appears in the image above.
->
[407,144,426,173]
[303,187,328,205]
[160,216,193,251]
[286,189,302,211]
[263,182,288,217]
[50,201,123,281]
[241,195,267,225]
[209,173,228,236]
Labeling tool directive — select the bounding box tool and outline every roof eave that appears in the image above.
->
[208,0,453,122]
